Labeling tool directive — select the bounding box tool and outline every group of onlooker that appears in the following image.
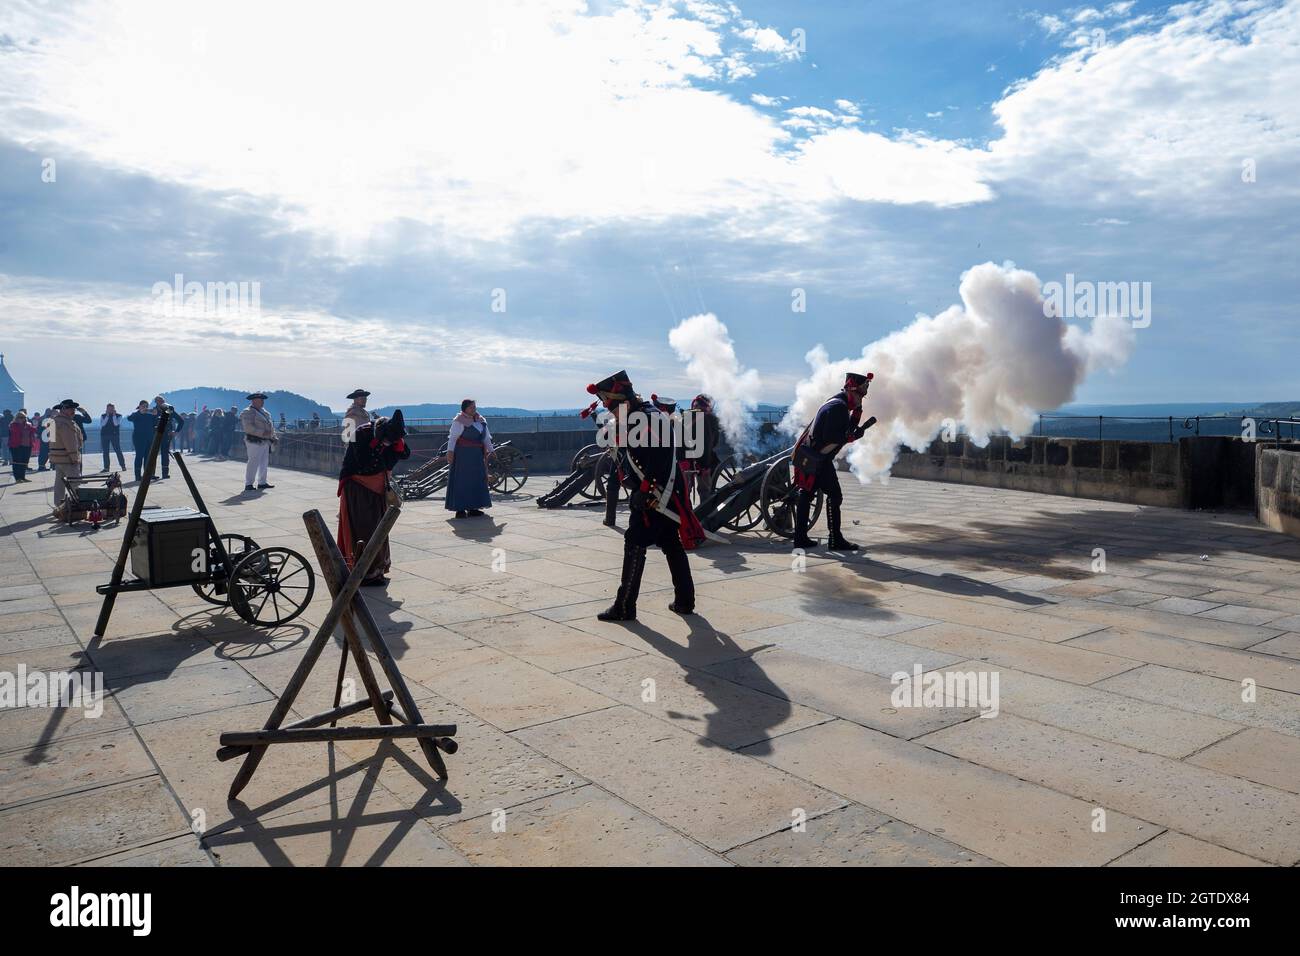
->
[182,406,240,459]
[5,403,92,484]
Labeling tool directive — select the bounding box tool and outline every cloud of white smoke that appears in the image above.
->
[783,261,1136,482]
[668,313,763,452]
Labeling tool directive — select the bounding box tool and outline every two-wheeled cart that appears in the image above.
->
[91,407,316,639]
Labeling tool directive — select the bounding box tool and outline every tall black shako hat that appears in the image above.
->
[844,372,873,394]
[581,370,637,418]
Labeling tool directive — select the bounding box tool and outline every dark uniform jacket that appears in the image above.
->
[340,423,411,479]
[806,392,860,457]
[617,405,683,516]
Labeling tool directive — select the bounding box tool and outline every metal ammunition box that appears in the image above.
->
[130,508,210,586]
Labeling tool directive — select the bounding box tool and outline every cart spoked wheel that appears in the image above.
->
[229,547,316,626]
[192,533,260,605]
[760,453,822,538]
[488,449,529,494]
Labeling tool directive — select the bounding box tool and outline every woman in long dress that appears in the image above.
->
[445,399,494,518]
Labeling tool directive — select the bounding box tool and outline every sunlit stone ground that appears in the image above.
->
[2,454,1298,866]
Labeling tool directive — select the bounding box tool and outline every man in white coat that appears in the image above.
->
[239,392,277,491]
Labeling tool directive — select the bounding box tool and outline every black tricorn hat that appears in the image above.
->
[246,391,268,400]
[381,408,406,440]
[58,398,79,409]
[347,389,370,400]
[587,370,636,406]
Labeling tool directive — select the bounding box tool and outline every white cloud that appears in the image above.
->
[989,0,1300,203]
[0,0,1293,257]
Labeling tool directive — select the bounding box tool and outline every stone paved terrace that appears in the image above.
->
[2,456,1299,867]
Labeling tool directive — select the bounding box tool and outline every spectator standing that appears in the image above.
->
[240,392,277,491]
[0,409,11,465]
[344,389,371,441]
[100,403,127,471]
[37,406,54,471]
[221,405,238,458]
[207,408,224,458]
[49,399,84,511]
[126,400,157,481]
[8,410,34,481]
[151,395,181,479]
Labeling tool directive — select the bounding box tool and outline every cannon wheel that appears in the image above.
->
[192,533,259,605]
[573,444,614,501]
[488,447,529,494]
[229,547,316,627]
[760,453,822,538]
[712,456,763,532]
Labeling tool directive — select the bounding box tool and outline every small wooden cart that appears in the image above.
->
[92,407,315,639]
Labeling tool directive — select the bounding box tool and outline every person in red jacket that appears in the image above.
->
[8,410,36,482]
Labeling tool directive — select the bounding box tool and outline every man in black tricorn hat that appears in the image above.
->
[239,391,278,491]
[586,371,695,621]
[344,388,371,442]
[337,409,410,586]
[791,371,877,552]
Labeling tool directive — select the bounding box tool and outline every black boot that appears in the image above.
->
[825,497,859,551]
[792,490,818,550]
[599,541,647,621]
[663,541,695,614]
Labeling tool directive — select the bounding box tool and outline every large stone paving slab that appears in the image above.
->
[919,713,1300,865]
[514,706,845,852]
[744,719,1155,866]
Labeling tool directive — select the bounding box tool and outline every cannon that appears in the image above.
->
[537,442,619,509]
[694,446,824,539]
[395,439,526,500]
[486,440,530,494]
[54,471,128,528]
[393,444,450,501]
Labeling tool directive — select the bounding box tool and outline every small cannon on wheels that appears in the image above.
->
[694,446,824,539]
[55,472,128,528]
[537,441,618,509]
[393,443,451,501]
[395,439,528,500]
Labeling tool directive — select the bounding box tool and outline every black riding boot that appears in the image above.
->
[792,490,818,550]
[599,540,647,621]
[663,542,695,614]
[825,497,859,551]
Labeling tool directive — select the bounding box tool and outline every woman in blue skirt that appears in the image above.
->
[445,399,494,518]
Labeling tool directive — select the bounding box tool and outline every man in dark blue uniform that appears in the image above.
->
[791,372,876,552]
[588,371,696,621]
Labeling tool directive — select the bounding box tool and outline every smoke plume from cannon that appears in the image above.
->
[668,312,763,453]
[784,261,1136,482]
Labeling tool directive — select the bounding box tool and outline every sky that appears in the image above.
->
[1,0,1296,413]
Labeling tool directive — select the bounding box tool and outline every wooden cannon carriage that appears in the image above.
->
[694,447,824,539]
[394,439,528,500]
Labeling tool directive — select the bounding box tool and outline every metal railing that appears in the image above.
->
[1035,414,1300,444]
